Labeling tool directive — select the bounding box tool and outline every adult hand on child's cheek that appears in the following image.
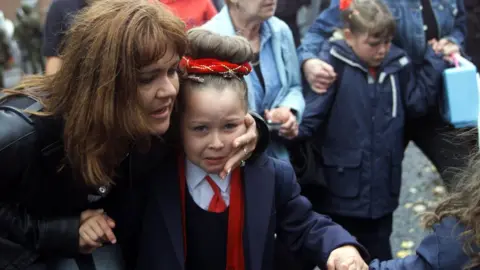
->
[220,113,257,179]
[326,245,368,270]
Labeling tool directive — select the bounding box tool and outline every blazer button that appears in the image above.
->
[337,167,344,173]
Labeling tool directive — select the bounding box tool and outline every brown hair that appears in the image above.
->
[178,28,253,113]
[342,0,396,40]
[423,150,480,269]
[1,0,187,186]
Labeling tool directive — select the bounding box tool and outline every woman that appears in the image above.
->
[0,0,267,269]
[297,0,469,191]
[202,0,305,161]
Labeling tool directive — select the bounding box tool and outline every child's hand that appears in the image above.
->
[78,209,116,254]
[326,245,368,270]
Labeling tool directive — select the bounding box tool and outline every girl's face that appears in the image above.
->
[137,47,180,135]
[181,87,247,174]
[345,30,392,67]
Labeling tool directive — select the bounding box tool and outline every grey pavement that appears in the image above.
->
[391,143,444,259]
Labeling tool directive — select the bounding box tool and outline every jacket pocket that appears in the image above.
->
[390,150,403,196]
[322,148,362,198]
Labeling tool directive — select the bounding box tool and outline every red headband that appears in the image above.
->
[179,56,252,78]
[340,0,353,10]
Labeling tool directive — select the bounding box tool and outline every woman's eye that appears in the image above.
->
[138,76,155,84]
[192,126,208,132]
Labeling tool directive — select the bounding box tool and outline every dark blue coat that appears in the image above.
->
[369,216,478,269]
[298,40,448,219]
[135,153,368,270]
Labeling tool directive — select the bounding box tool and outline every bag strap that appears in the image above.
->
[0,92,44,124]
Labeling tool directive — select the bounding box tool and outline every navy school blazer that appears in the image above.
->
[135,153,368,270]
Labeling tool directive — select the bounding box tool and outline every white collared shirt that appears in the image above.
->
[185,159,232,210]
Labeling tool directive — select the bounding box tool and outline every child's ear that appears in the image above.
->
[343,29,354,47]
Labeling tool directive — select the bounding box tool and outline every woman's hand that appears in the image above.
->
[220,113,258,179]
[79,209,116,254]
[265,107,298,139]
[326,245,368,270]
[303,58,337,94]
[429,38,460,61]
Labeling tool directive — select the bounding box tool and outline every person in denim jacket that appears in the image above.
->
[295,0,449,262]
[202,0,305,161]
[297,0,469,190]
[370,153,480,270]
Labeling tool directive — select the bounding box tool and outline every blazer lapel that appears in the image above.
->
[243,155,275,270]
[153,161,185,269]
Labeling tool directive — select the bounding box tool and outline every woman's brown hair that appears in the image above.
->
[1,0,187,186]
[341,0,396,40]
[178,28,253,113]
[423,149,480,269]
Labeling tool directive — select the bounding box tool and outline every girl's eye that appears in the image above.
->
[224,123,238,130]
[168,66,179,76]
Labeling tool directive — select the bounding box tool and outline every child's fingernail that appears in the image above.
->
[112,239,117,244]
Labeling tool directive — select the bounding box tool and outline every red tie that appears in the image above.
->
[205,175,227,212]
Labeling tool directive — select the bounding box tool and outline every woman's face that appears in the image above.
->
[235,0,277,21]
[137,47,180,135]
[181,87,247,174]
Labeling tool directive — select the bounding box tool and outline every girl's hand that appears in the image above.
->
[326,245,368,270]
[78,209,116,254]
[220,113,257,179]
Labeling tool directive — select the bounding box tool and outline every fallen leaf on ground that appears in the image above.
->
[401,240,415,249]
[404,203,413,209]
[413,204,427,214]
[396,250,413,258]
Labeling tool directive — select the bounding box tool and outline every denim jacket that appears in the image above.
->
[298,0,467,64]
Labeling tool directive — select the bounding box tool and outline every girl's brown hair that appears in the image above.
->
[2,0,187,186]
[341,0,396,40]
[178,28,253,112]
[423,150,480,269]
